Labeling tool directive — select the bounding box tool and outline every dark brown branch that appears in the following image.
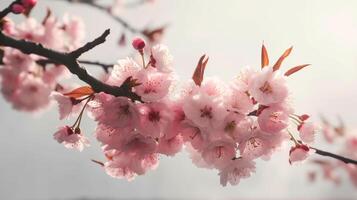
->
[0,30,140,101]
[311,147,357,165]
[37,59,114,72]
[57,0,141,33]
[71,29,110,58]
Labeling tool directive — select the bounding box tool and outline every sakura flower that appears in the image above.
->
[63,14,85,50]
[95,96,139,129]
[51,92,84,120]
[289,144,312,164]
[106,58,140,86]
[157,134,183,156]
[181,126,206,150]
[249,67,288,105]
[298,122,317,144]
[219,158,256,186]
[42,15,64,50]
[257,104,290,134]
[53,126,90,151]
[3,48,36,73]
[225,86,254,115]
[150,44,173,73]
[104,150,158,181]
[201,139,237,169]
[118,131,158,158]
[14,18,44,42]
[0,68,21,101]
[235,66,257,91]
[134,67,172,102]
[137,102,172,138]
[238,128,288,160]
[183,93,227,130]
[12,76,52,112]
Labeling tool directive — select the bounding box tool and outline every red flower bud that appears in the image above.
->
[132,37,146,50]
[11,4,25,14]
[21,0,37,8]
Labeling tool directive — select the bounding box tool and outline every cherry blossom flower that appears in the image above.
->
[51,92,84,120]
[298,122,317,144]
[183,92,227,130]
[150,44,173,73]
[249,67,288,105]
[201,139,237,169]
[134,67,172,102]
[219,158,256,186]
[137,102,172,138]
[53,126,90,151]
[257,104,291,134]
[289,144,311,164]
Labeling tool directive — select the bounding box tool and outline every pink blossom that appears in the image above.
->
[137,102,172,138]
[248,67,288,105]
[238,128,287,160]
[11,4,25,14]
[134,67,172,102]
[95,96,139,129]
[219,158,256,186]
[157,134,183,156]
[225,86,254,115]
[181,126,206,150]
[104,150,158,180]
[298,122,317,144]
[183,93,227,130]
[14,18,44,43]
[119,131,158,157]
[289,144,311,164]
[3,48,36,73]
[0,68,21,101]
[63,14,85,49]
[258,104,290,134]
[21,0,37,8]
[132,37,146,50]
[201,140,237,169]
[150,44,173,72]
[51,92,83,120]
[53,126,90,151]
[12,76,52,112]
[106,58,140,86]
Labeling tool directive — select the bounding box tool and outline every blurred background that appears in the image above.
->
[1,0,357,199]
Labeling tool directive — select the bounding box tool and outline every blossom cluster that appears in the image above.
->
[0,13,85,112]
[51,40,319,186]
[308,119,357,187]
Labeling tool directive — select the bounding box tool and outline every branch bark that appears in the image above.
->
[311,147,357,165]
[57,0,141,34]
[0,30,140,101]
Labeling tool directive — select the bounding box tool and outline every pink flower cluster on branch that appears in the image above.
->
[308,118,357,187]
[1,0,357,187]
[59,0,165,46]
[0,9,85,111]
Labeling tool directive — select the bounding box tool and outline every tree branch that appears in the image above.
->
[37,59,114,72]
[57,0,141,34]
[311,147,357,165]
[0,30,140,101]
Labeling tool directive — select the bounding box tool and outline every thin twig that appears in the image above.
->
[57,0,141,33]
[36,59,114,72]
[311,147,357,165]
[0,29,140,101]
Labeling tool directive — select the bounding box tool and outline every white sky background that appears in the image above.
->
[1,0,357,199]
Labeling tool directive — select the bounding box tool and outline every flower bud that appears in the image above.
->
[289,144,310,164]
[21,0,37,8]
[11,4,25,14]
[132,37,146,50]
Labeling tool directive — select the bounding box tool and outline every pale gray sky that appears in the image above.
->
[1,0,357,199]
